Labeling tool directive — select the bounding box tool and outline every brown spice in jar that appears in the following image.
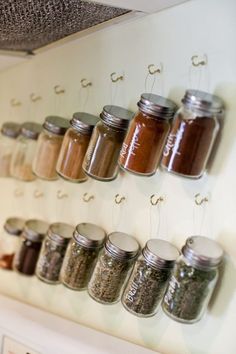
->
[119,111,170,175]
[162,114,218,178]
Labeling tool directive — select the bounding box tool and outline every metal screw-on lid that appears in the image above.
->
[43,116,70,135]
[70,112,100,134]
[47,222,74,245]
[105,232,140,260]
[21,122,42,140]
[4,217,25,236]
[100,105,134,130]
[182,236,224,269]
[138,93,177,119]
[1,122,21,139]
[143,239,179,269]
[182,90,224,114]
[23,219,49,242]
[73,223,106,248]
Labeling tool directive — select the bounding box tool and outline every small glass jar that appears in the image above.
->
[0,122,21,177]
[119,94,177,176]
[13,219,49,276]
[88,232,140,304]
[36,222,73,284]
[56,112,99,183]
[162,90,224,178]
[83,105,134,181]
[122,239,179,317]
[0,217,25,270]
[61,223,106,290]
[10,122,42,181]
[33,116,70,180]
[162,236,224,324]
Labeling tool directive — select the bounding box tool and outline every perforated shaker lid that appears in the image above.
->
[182,236,224,269]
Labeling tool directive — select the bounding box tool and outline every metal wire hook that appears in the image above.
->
[54,85,65,95]
[10,98,22,107]
[34,189,44,198]
[81,78,92,88]
[191,54,208,67]
[115,194,126,205]
[150,194,164,206]
[14,188,24,197]
[110,72,124,83]
[148,64,162,75]
[195,193,209,206]
[57,190,68,199]
[30,93,42,102]
[83,192,94,203]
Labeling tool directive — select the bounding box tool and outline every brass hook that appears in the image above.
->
[14,188,24,197]
[115,194,126,205]
[30,93,42,102]
[57,190,68,199]
[10,98,22,107]
[148,64,162,75]
[110,72,124,83]
[54,85,65,95]
[34,189,44,198]
[81,78,92,88]
[191,54,208,67]
[150,194,164,206]
[83,192,94,203]
[194,193,209,206]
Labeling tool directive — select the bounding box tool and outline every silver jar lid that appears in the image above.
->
[73,223,106,248]
[21,122,42,140]
[47,222,74,245]
[143,239,179,269]
[4,217,25,236]
[43,116,70,135]
[100,105,134,130]
[70,112,99,134]
[1,122,21,139]
[23,219,49,242]
[182,89,224,114]
[105,232,140,260]
[138,93,177,119]
[182,236,224,269]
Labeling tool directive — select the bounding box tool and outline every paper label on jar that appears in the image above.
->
[163,275,180,305]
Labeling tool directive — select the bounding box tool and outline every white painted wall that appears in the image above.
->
[0,0,235,353]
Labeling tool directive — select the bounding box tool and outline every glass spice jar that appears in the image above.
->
[33,116,70,180]
[13,219,49,276]
[161,90,224,178]
[10,122,42,181]
[61,223,106,290]
[88,232,140,304]
[56,112,99,183]
[83,105,134,181]
[0,217,25,270]
[119,94,177,176]
[0,122,21,177]
[36,222,73,284]
[122,239,179,317]
[162,236,224,324]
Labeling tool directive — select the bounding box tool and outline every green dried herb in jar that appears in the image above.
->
[122,239,179,317]
[162,236,224,323]
[88,232,140,304]
[60,223,106,290]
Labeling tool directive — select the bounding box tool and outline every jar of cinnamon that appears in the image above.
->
[118,94,177,176]
[33,116,70,180]
[56,112,99,183]
[161,90,224,178]
[83,105,133,181]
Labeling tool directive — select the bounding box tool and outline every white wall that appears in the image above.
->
[0,0,235,353]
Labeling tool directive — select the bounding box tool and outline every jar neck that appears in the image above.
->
[181,254,219,272]
[182,105,216,119]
